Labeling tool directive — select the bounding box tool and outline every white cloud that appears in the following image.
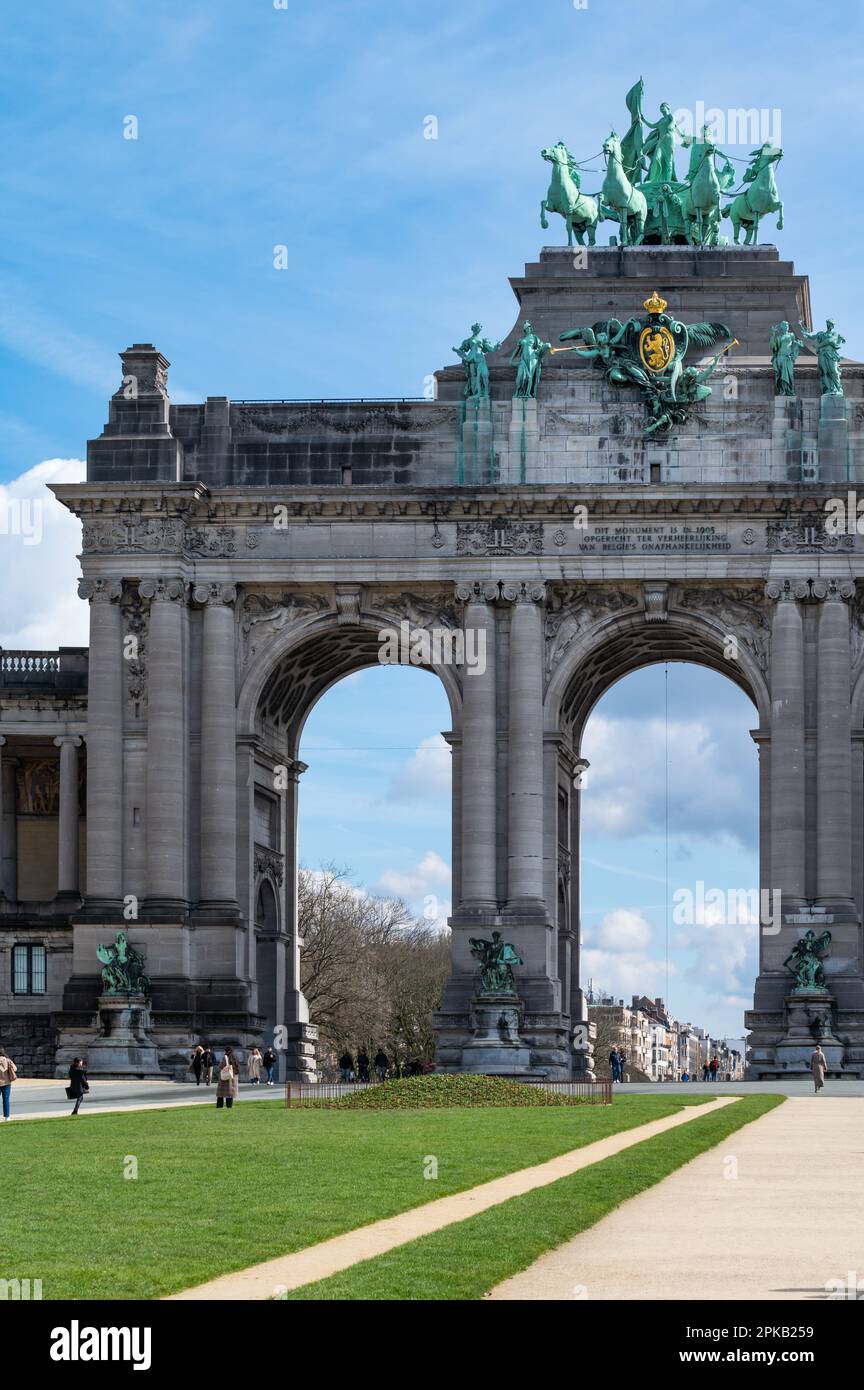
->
[674,916,758,998]
[0,458,87,648]
[582,948,673,1002]
[377,850,452,928]
[581,712,755,845]
[387,734,451,802]
[593,908,653,953]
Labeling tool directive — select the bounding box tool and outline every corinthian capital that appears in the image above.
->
[811,578,856,603]
[139,577,187,604]
[501,580,546,605]
[454,581,499,604]
[765,579,808,603]
[192,582,238,606]
[78,578,123,604]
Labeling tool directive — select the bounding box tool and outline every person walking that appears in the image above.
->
[357,1050,370,1084]
[0,1046,18,1121]
[709,1055,719,1082]
[262,1046,277,1086]
[618,1051,627,1082]
[216,1046,240,1110]
[608,1047,620,1083]
[68,1057,89,1116]
[201,1044,215,1086]
[374,1049,388,1082]
[702,1060,710,1082]
[338,1051,354,1083]
[247,1047,263,1085]
[810,1043,828,1094]
[189,1045,204,1085]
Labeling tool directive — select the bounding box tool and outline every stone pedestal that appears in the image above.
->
[772,395,805,481]
[459,399,495,485]
[281,1021,319,1083]
[817,394,850,484]
[508,397,539,484]
[83,995,165,1078]
[775,991,844,1074]
[459,994,535,1075]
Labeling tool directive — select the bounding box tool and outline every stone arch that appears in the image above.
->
[237,610,463,749]
[545,603,770,740]
[236,600,461,1080]
[542,600,767,1068]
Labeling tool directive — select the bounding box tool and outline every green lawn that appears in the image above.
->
[285,1094,785,1301]
[1,1094,711,1299]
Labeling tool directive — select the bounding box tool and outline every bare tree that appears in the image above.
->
[298,865,449,1072]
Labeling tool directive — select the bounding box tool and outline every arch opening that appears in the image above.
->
[246,626,456,1078]
[575,660,758,1081]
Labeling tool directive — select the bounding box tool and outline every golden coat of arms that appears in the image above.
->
[639,324,675,373]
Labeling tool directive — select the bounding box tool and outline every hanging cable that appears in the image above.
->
[665,662,670,1009]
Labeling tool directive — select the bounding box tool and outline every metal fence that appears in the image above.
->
[285,1077,612,1107]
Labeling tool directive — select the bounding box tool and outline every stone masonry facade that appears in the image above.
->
[2,244,864,1078]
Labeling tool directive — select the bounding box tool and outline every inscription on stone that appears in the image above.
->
[577,523,733,554]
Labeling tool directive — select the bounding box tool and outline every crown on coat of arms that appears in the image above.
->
[643,290,669,315]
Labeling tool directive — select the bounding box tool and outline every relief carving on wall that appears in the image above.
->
[240,591,330,663]
[254,847,285,886]
[767,519,854,554]
[368,589,459,631]
[678,586,770,672]
[82,518,250,558]
[83,517,186,554]
[545,587,640,674]
[456,520,543,557]
[121,587,148,718]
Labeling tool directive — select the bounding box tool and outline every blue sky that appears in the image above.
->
[2,0,856,1038]
[1,0,862,475]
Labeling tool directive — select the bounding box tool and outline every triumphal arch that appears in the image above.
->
[3,82,864,1078]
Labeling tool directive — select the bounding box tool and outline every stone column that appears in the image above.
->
[140,577,187,913]
[195,583,239,913]
[503,580,546,912]
[54,736,82,899]
[454,582,498,911]
[0,736,18,902]
[79,578,124,911]
[766,580,807,910]
[814,579,855,913]
[751,731,772,958]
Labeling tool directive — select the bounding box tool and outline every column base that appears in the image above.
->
[191,901,241,923]
[502,897,549,922]
[53,890,83,911]
[141,898,190,921]
[75,898,125,922]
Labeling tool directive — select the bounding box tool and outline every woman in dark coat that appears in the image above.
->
[215,1046,240,1110]
[68,1058,89,1116]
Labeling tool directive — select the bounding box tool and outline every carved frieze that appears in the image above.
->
[678,586,770,671]
[767,519,854,554]
[82,518,246,558]
[456,520,543,557]
[83,518,186,554]
[545,587,639,673]
[370,590,459,630]
[186,526,239,557]
[240,591,329,663]
[254,847,285,887]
